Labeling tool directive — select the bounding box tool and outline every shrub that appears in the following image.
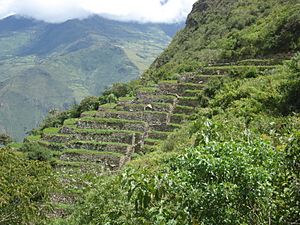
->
[78,96,100,113]
[21,142,53,161]
[0,134,13,146]
[0,148,56,224]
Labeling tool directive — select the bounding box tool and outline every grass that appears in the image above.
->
[62,149,123,157]
[97,109,169,116]
[118,96,136,102]
[99,103,117,109]
[137,87,159,93]
[81,111,98,116]
[67,127,142,135]
[68,140,131,147]
[175,105,194,110]
[43,127,60,134]
[7,142,23,149]
[26,135,42,142]
[77,116,146,125]
[64,118,78,126]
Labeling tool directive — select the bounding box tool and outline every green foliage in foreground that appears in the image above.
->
[65,55,300,224]
[0,148,57,224]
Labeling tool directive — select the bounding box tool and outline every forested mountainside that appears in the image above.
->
[1,0,300,224]
[0,16,181,140]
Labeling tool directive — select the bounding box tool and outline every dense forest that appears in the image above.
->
[1,0,300,224]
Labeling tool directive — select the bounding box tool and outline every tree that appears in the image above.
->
[0,134,13,146]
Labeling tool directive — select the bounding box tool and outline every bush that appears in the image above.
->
[78,96,100,113]
[0,148,56,224]
[0,134,13,146]
[21,142,53,161]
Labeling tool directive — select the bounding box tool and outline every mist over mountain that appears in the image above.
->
[0,0,196,23]
[0,15,184,140]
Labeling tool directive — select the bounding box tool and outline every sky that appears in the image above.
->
[0,0,197,23]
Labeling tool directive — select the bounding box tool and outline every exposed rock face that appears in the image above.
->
[186,0,209,27]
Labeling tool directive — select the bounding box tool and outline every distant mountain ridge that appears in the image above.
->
[0,15,183,140]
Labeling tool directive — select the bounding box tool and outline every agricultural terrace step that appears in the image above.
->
[182,89,203,97]
[173,105,195,114]
[169,113,187,124]
[149,123,181,132]
[143,144,158,152]
[199,65,278,75]
[135,93,177,104]
[45,129,142,145]
[59,149,122,169]
[236,58,285,66]
[116,102,173,113]
[136,86,160,95]
[66,141,131,154]
[39,139,130,154]
[179,73,224,84]
[98,103,117,110]
[177,96,199,107]
[148,131,171,140]
[158,80,205,95]
[38,141,66,151]
[66,117,147,132]
[144,138,162,146]
[94,110,170,125]
[53,159,107,175]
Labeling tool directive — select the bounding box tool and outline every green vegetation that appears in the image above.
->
[144,0,300,81]
[66,54,300,225]
[0,16,174,140]
[2,0,300,224]
[0,148,56,224]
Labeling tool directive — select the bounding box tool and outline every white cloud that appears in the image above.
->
[0,0,196,23]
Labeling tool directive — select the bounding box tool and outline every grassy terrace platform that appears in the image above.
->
[174,105,195,114]
[183,89,203,97]
[200,65,278,75]
[179,73,225,83]
[149,123,181,132]
[74,117,147,132]
[148,130,171,140]
[94,110,170,124]
[177,96,199,107]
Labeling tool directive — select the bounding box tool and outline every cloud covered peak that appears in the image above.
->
[0,0,196,23]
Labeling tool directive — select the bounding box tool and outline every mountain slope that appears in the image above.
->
[2,0,300,224]
[146,0,299,79]
[0,16,183,140]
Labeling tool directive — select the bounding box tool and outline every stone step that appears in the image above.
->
[144,138,161,146]
[173,105,195,114]
[116,102,173,113]
[199,65,278,75]
[135,93,177,104]
[177,97,199,107]
[149,123,181,132]
[73,117,147,132]
[66,141,131,154]
[236,59,284,66]
[46,129,143,145]
[59,149,122,170]
[179,73,224,84]
[182,89,203,97]
[169,113,187,124]
[94,110,169,125]
[158,80,205,95]
[148,131,171,140]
